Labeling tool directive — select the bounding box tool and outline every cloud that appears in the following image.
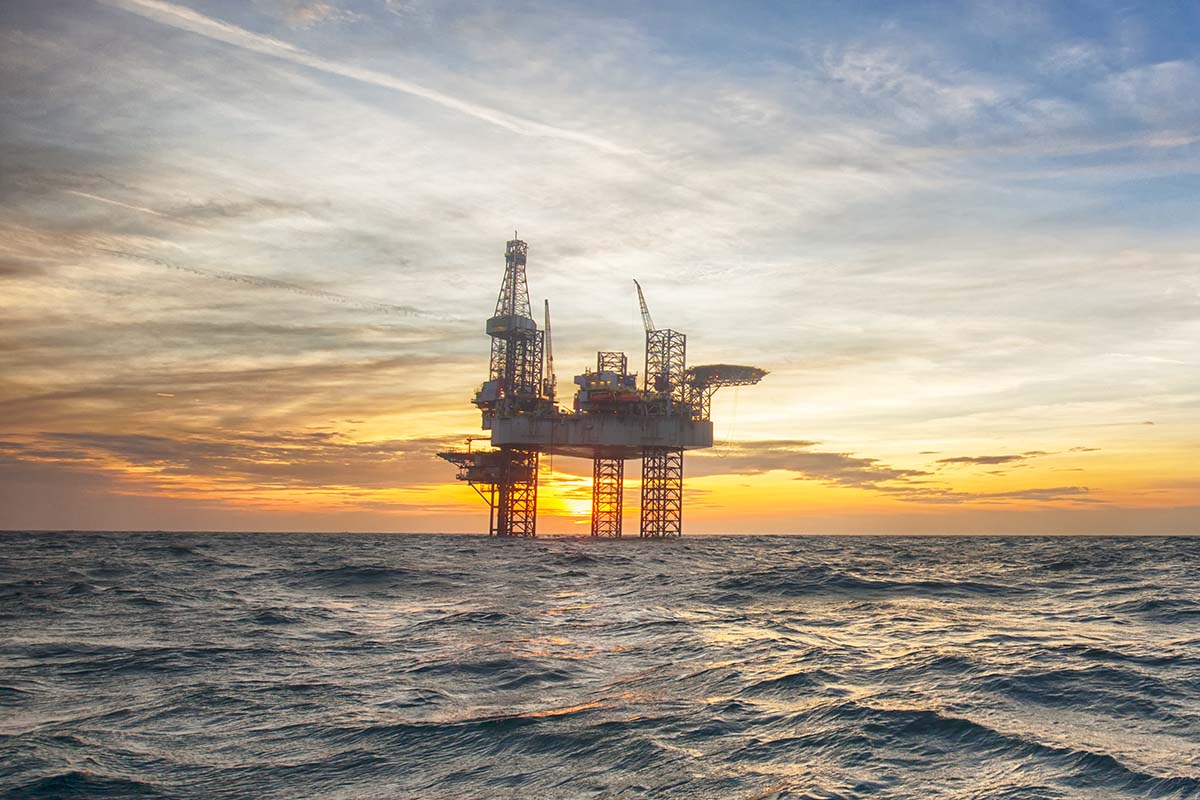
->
[100,0,637,156]
[97,247,428,318]
[0,256,42,279]
[937,454,1028,466]
[254,0,359,30]
[1101,60,1200,126]
[1,430,467,492]
[63,189,169,218]
[1039,42,1107,76]
[691,440,1097,508]
[0,447,471,530]
[64,189,314,225]
[823,44,1003,126]
[936,450,1051,466]
[879,485,1095,506]
[691,439,928,488]
[166,196,315,222]
[0,347,468,432]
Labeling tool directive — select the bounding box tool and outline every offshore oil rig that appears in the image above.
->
[438,236,765,538]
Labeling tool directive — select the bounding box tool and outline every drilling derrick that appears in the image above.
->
[461,236,544,537]
[440,236,765,539]
[481,238,543,419]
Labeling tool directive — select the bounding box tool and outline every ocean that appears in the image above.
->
[1,532,1198,799]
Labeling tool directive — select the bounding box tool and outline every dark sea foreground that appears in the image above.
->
[1,533,1198,799]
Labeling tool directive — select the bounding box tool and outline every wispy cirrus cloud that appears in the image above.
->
[255,0,360,30]
[936,451,1050,466]
[97,247,429,317]
[0,430,464,491]
[689,439,928,489]
[879,484,1095,506]
[100,0,637,156]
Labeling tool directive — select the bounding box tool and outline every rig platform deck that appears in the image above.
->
[438,236,765,538]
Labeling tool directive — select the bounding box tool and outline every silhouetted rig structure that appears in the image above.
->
[439,237,765,538]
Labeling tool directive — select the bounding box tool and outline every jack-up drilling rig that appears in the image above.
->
[439,236,765,537]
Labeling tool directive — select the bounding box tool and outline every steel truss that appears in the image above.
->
[489,330,544,415]
[640,447,683,538]
[494,239,532,319]
[494,447,538,537]
[682,365,768,421]
[597,351,628,374]
[645,329,686,412]
[689,386,719,421]
[590,457,624,537]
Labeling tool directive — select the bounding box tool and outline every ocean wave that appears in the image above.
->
[715,564,1023,597]
[405,655,578,691]
[739,668,839,697]
[1109,597,1200,622]
[866,705,1199,796]
[283,563,461,595]
[14,642,284,678]
[978,665,1179,720]
[414,610,514,627]
[248,609,300,625]
[1,771,163,799]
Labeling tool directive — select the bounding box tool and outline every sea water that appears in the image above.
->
[2,532,1198,798]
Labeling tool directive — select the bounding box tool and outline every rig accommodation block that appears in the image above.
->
[439,237,765,538]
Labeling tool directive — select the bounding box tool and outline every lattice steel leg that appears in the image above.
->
[640,447,683,538]
[495,447,538,537]
[590,457,624,538]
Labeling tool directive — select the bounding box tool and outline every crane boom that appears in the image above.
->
[543,298,556,403]
[633,279,655,333]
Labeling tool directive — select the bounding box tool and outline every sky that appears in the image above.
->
[0,0,1197,534]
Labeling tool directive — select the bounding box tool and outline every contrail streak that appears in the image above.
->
[65,190,169,218]
[99,248,432,318]
[100,0,637,157]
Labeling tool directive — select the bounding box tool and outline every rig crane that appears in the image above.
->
[634,279,655,334]
[543,299,557,405]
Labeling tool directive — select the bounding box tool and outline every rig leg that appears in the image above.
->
[640,447,683,538]
[495,447,539,537]
[590,457,624,538]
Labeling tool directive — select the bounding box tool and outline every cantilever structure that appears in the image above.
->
[438,236,765,538]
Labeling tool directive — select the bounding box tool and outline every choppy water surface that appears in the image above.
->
[2,533,1198,799]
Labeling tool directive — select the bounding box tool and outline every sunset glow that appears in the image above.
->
[1,1,1196,533]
